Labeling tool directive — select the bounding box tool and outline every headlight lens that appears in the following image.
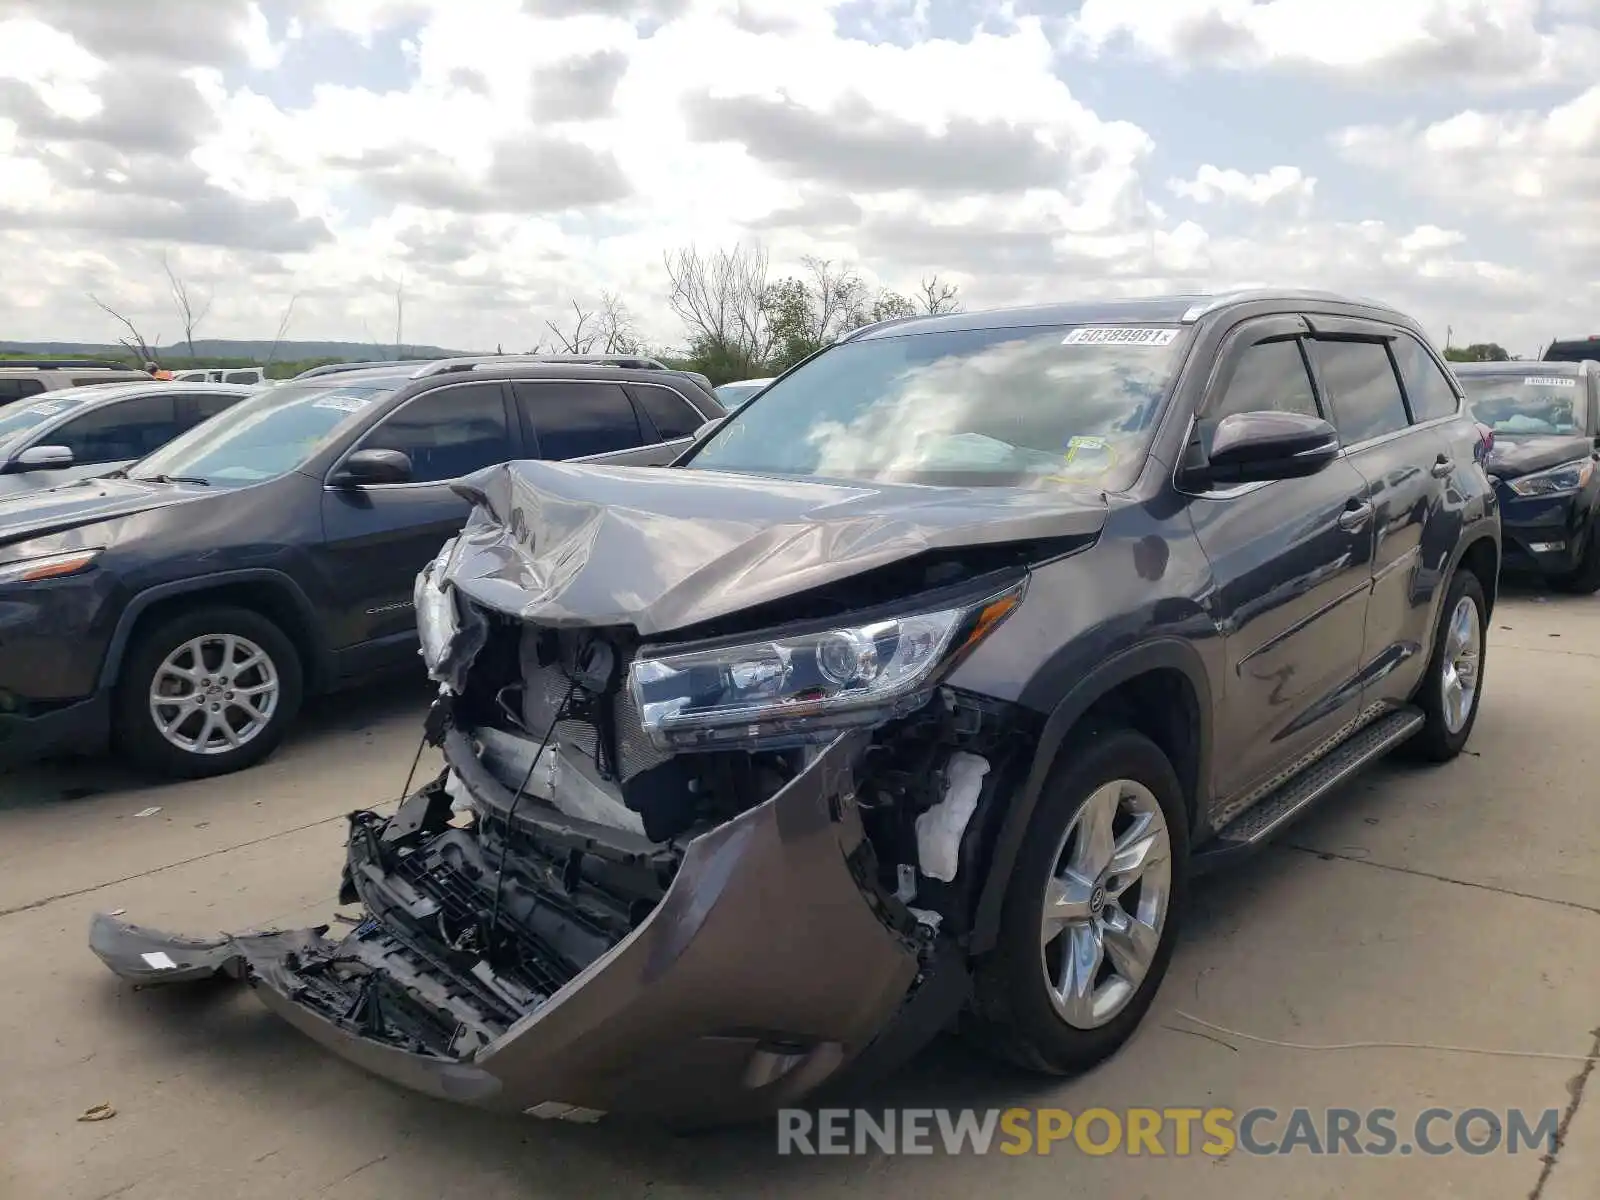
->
[414,555,460,673]
[1508,457,1595,496]
[0,548,102,585]
[629,583,1025,750]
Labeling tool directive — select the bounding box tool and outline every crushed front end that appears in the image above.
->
[90,462,1066,1125]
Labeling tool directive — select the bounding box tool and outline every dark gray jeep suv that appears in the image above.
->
[93,291,1500,1126]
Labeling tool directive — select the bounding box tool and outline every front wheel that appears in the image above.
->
[970,727,1188,1075]
[114,606,304,779]
[1556,521,1600,594]
[1409,570,1487,762]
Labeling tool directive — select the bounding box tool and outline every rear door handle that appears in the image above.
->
[1431,455,1453,478]
[1338,500,1374,532]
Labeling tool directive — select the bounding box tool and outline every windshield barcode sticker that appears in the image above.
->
[1523,376,1576,387]
[1062,326,1179,347]
[313,395,370,412]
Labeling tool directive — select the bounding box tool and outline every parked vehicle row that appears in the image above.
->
[87,289,1501,1129]
[0,357,724,776]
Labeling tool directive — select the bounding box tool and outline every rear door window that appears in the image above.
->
[176,391,248,428]
[52,395,182,465]
[1307,339,1411,444]
[224,370,261,385]
[513,382,645,459]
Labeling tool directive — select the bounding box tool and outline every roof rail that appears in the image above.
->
[837,315,925,343]
[410,353,670,379]
[0,358,135,370]
[293,359,440,380]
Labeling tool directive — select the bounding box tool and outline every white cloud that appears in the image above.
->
[1169,164,1315,208]
[0,0,1586,358]
[1062,0,1600,88]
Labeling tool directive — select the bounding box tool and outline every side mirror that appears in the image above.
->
[330,448,412,487]
[13,444,73,471]
[1193,411,1341,486]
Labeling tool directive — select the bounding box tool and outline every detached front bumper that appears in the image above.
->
[87,732,926,1126]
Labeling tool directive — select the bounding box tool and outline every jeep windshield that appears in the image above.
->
[684,323,1189,490]
[129,381,399,486]
[1459,373,1590,437]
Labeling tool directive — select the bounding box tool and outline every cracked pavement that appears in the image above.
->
[0,590,1596,1199]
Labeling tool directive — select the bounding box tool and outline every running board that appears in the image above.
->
[1193,706,1424,873]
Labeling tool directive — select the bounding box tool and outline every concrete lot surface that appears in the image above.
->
[1,590,1596,1199]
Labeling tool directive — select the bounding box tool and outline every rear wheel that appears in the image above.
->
[1409,570,1487,762]
[114,606,303,779]
[970,727,1188,1074]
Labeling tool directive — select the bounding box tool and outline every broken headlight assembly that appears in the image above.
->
[415,553,460,673]
[629,580,1026,750]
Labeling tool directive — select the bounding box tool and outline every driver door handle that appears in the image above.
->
[1431,454,1454,478]
[1338,500,1374,532]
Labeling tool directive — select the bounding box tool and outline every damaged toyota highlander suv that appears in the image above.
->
[91,291,1500,1127]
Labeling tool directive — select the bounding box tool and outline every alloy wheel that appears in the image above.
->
[148,633,280,756]
[1440,594,1482,735]
[1039,778,1173,1029]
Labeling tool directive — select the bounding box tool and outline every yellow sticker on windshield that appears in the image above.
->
[1048,435,1118,481]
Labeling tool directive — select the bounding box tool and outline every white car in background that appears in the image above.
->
[170,367,271,386]
[714,377,773,407]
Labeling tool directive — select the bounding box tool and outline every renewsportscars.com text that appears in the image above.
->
[776,1106,1560,1157]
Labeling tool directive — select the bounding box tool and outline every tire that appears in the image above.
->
[1555,522,1600,594]
[969,726,1189,1075]
[1409,570,1488,762]
[113,605,304,779]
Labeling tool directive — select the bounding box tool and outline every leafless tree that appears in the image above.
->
[264,293,300,367]
[801,256,870,343]
[664,243,772,373]
[88,293,159,365]
[595,291,644,354]
[545,299,599,354]
[917,273,962,315]
[161,253,212,363]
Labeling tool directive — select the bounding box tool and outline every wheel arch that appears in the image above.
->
[1456,534,1499,617]
[969,638,1213,956]
[99,570,330,695]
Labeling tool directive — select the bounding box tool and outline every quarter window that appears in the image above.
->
[353,384,513,483]
[513,382,644,459]
[0,379,46,405]
[1210,338,1320,423]
[1391,335,1460,423]
[634,386,703,440]
[1307,339,1410,444]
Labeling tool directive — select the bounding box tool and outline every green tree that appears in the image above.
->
[1446,343,1510,362]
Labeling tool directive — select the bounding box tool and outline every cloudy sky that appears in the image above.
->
[0,0,1596,357]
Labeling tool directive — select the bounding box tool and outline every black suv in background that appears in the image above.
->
[90,290,1500,1124]
[1455,359,1600,589]
[0,357,723,777]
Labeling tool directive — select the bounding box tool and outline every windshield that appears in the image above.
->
[715,382,768,406]
[0,391,100,458]
[686,324,1188,488]
[1459,374,1590,437]
[130,381,397,486]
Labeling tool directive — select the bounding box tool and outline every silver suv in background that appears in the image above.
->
[0,360,152,409]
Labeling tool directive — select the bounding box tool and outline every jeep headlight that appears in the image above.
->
[1508,457,1595,497]
[629,581,1025,750]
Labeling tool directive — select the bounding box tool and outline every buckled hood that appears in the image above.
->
[445,460,1108,635]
